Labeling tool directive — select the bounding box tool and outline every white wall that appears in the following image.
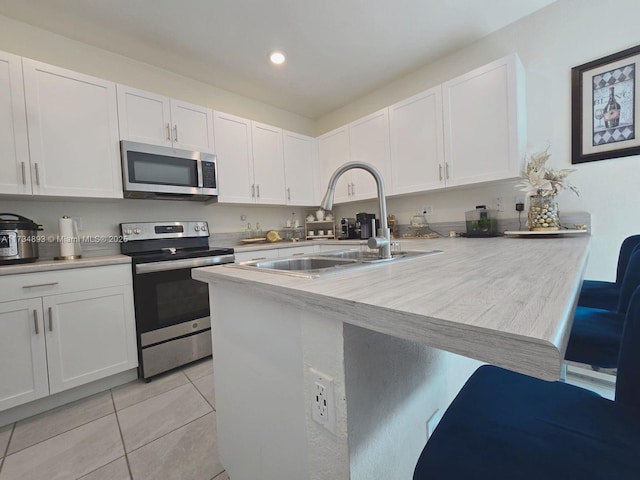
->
[317,0,640,281]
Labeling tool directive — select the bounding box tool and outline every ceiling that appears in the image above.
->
[0,0,555,119]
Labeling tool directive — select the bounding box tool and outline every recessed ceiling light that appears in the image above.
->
[269,51,286,65]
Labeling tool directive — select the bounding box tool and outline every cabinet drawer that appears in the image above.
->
[278,246,316,257]
[234,249,279,263]
[0,264,132,303]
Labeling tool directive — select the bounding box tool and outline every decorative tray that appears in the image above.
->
[241,237,267,243]
[503,229,588,237]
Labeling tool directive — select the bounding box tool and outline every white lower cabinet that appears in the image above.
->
[0,298,49,411]
[0,265,137,412]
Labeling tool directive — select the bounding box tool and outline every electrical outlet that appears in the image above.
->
[496,197,504,212]
[422,205,433,216]
[310,368,336,434]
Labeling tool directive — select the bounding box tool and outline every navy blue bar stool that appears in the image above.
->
[578,235,640,310]
[414,286,640,480]
[565,248,640,368]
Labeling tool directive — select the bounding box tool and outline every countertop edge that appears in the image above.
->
[0,254,132,276]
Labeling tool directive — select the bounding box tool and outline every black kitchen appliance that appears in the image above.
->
[0,213,42,265]
[356,212,378,240]
[339,218,359,239]
[120,220,234,380]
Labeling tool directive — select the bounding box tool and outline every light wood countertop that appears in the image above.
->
[194,235,590,380]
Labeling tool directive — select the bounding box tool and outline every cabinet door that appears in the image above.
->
[213,111,254,203]
[116,85,173,147]
[390,87,445,194]
[234,249,279,263]
[348,108,391,200]
[251,121,285,204]
[442,54,525,187]
[23,59,122,198]
[170,99,215,153]
[0,51,31,195]
[283,131,317,206]
[44,286,137,394]
[0,299,48,411]
[318,126,351,204]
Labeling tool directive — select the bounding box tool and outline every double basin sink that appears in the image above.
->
[232,249,443,278]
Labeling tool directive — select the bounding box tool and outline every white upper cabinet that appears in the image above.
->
[213,111,253,203]
[214,111,286,205]
[22,59,122,198]
[348,108,392,201]
[251,121,286,204]
[0,51,31,195]
[117,85,214,153]
[318,126,350,204]
[283,131,317,206]
[389,87,445,194]
[442,53,525,187]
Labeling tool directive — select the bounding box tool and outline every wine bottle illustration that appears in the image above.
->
[603,86,621,128]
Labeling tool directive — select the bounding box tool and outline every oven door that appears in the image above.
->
[132,262,211,346]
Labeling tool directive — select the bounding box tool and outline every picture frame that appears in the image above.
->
[571,44,640,164]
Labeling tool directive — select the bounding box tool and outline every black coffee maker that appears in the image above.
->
[340,218,359,239]
[356,212,378,239]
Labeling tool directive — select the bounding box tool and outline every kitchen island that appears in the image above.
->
[193,235,590,480]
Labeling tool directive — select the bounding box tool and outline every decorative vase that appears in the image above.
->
[528,195,560,231]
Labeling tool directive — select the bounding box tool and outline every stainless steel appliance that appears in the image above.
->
[356,212,378,240]
[339,218,359,239]
[0,213,42,265]
[120,220,234,380]
[121,141,218,201]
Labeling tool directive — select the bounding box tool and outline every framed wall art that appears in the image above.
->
[571,44,640,164]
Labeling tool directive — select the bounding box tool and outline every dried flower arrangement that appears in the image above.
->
[516,149,579,198]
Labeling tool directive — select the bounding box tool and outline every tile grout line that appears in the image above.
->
[188,373,217,412]
[0,423,16,476]
[124,409,213,456]
[110,390,135,480]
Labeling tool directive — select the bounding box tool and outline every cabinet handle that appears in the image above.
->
[439,164,443,181]
[287,188,291,201]
[22,282,59,289]
[351,183,356,196]
[174,124,179,142]
[256,184,260,198]
[445,163,450,179]
[48,307,53,332]
[21,162,26,185]
[34,163,40,186]
[251,256,267,261]
[251,184,255,197]
[33,310,39,335]
[166,123,171,141]
[347,184,351,196]
[292,252,305,256]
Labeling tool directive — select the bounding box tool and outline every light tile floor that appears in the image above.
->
[0,358,228,480]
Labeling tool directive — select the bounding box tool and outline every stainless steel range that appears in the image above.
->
[120,221,234,380]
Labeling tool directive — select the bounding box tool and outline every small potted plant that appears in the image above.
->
[516,149,579,231]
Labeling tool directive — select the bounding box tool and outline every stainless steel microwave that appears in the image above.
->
[121,141,218,201]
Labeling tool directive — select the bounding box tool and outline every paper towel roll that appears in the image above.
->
[59,216,80,258]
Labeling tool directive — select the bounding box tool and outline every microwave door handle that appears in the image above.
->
[196,159,204,188]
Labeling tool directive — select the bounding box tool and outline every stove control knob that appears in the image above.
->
[134,228,141,234]
[194,225,200,231]
[201,224,207,232]
[123,228,130,235]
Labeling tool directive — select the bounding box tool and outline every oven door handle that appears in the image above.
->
[135,254,235,274]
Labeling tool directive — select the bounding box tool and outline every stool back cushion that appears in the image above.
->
[616,285,640,419]
[617,249,640,314]
[616,235,640,284]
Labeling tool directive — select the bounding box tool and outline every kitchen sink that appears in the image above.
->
[230,249,443,278]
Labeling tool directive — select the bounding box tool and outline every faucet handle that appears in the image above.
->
[367,235,389,250]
